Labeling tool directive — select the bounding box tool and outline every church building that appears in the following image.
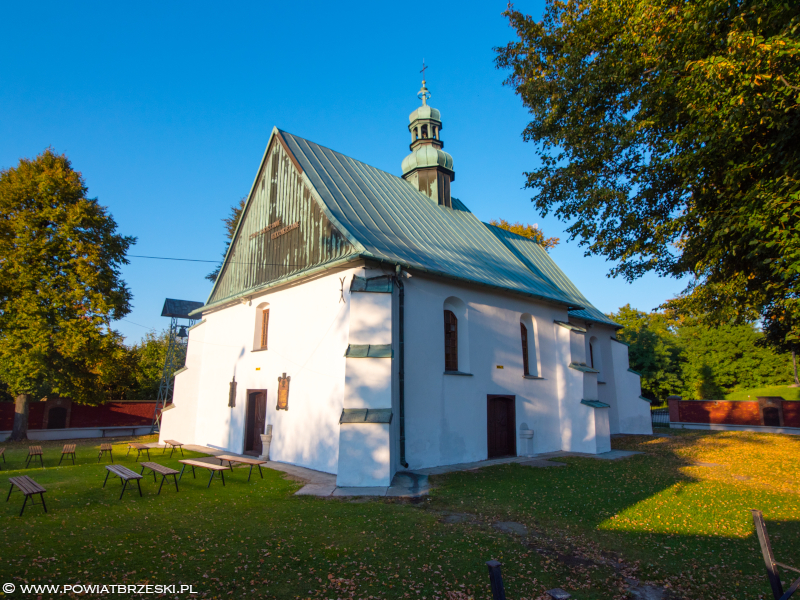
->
[159,81,652,487]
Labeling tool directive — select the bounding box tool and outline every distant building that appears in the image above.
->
[160,81,651,486]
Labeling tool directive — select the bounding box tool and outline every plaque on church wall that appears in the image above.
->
[276,373,290,410]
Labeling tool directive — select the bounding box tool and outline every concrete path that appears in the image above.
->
[168,444,640,498]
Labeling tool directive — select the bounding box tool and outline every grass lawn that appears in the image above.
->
[1,432,798,599]
[724,385,800,401]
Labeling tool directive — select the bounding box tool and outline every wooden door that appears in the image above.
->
[245,392,268,455]
[487,396,516,458]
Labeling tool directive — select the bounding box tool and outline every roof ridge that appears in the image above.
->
[279,129,410,184]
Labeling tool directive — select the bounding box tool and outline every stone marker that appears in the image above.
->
[546,589,571,599]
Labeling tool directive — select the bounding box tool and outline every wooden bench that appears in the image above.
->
[103,465,143,499]
[139,462,180,494]
[25,446,43,468]
[162,439,184,458]
[215,454,268,482]
[6,475,47,516]
[98,443,114,463]
[126,443,151,461]
[178,459,228,488]
[59,443,77,466]
[0,447,5,469]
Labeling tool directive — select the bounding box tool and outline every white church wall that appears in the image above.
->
[554,323,597,453]
[337,423,392,487]
[611,338,653,434]
[592,328,621,434]
[402,274,572,470]
[165,268,359,474]
[338,284,395,487]
[159,320,205,444]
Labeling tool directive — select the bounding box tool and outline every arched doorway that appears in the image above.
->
[487,395,516,458]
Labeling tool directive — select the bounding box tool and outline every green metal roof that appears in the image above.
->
[486,224,619,327]
[199,128,623,325]
[344,344,393,358]
[280,130,581,308]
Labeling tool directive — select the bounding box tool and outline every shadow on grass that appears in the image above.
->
[427,429,800,598]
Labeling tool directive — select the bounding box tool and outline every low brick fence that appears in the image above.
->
[1,398,162,439]
[667,396,800,433]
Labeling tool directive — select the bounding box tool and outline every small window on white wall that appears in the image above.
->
[520,314,541,377]
[253,302,270,350]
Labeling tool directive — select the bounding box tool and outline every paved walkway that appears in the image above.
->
[165,444,640,498]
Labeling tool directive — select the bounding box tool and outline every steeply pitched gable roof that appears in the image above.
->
[279,130,578,308]
[201,128,618,327]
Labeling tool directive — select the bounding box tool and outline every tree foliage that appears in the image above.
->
[489,219,560,250]
[0,149,134,438]
[497,0,800,344]
[610,305,794,401]
[206,197,247,282]
[610,305,683,402]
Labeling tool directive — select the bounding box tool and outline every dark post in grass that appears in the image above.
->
[486,560,506,600]
[751,509,800,599]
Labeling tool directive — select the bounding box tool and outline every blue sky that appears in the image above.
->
[0,1,687,343]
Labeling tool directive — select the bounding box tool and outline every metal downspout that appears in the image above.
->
[396,265,408,468]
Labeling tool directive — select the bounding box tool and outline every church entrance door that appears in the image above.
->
[244,391,267,456]
[487,395,516,458]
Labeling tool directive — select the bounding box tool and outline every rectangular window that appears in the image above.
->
[260,309,269,349]
[444,310,458,371]
[520,323,530,376]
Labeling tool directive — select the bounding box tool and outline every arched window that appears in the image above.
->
[253,302,270,351]
[444,310,458,371]
[520,323,530,376]
[520,313,540,377]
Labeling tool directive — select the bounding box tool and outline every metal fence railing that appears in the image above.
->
[651,407,670,427]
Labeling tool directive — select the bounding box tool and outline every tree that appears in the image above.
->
[206,197,246,282]
[758,304,800,385]
[496,0,800,343]
[488,219,560,250]
[128,329,185,400]
[677,320,793,396]
[609,304,684,403]
[0,149,134,440]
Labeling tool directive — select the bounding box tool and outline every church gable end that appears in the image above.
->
[209,138,357,304]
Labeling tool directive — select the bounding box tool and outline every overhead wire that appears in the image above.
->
[128,254,307,267]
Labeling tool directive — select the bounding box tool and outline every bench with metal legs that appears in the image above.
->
[139,462,180,495]
[98,443,113,463]
[7,476,47,517]
[25,446,44,469]
[162,440,185,458]
[103,465,143,500]
[215,455,267,482]
[126,443,152,461]
[59,444,76,466]
[178,460,227,488]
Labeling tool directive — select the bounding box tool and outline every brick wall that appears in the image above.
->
[783,402,800,428]
[677,400,762,425]
[669,397,800,428]
[0,400,157,430]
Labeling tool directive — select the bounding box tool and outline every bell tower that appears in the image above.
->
[401,80,455,208]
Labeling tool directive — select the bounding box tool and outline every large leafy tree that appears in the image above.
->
[496,0,800,343]
[609,304,684,402]
[0,149,134,439]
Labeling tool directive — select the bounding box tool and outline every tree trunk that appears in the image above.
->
[11,393,30,441]
[793,350,799,387]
